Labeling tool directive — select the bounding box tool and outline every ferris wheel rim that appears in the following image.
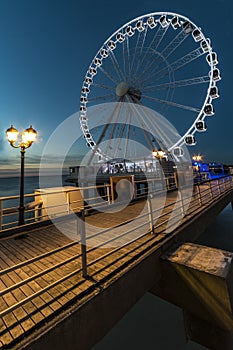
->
[80,11,219,158]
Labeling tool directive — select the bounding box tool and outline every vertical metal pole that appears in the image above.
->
[196,184,202,206]
[67,191,70,214]
[159,160,164,190]
[209,181,213,200]
[110,178,114,203]
[144,157,147,172]
[79,210,88,278]
[178,189,185,214]
[227,177,230,190]
[152,177,155,194]
[19,147,25,225]
[174,172,178,190]
[106,185,111,204]
[147,194,154,234]
[224,177,227,191]
[0,200,2,230]
[217,178,221,196]
[225,177,228,191]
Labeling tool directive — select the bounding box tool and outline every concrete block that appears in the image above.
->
[150,242,233,349]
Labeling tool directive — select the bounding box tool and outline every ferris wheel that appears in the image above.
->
[79,12,221,159]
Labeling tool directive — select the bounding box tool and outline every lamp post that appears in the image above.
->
[6,125,37,225]
[192,154,202,162]
[152,148,167,186]
[192,155,203,182]
[152,148,166,162]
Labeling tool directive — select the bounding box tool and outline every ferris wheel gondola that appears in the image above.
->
[79,12,221,159]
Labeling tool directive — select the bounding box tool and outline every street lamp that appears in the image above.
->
[152,148,166,160]
[152,148,166,177]
[192,154,202,162]
[6,125,37,225]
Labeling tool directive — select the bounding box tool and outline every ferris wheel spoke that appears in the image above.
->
[129,31,144,79]
[134,25,169,81]
[161,28,189,60]
[92,82,115,91]
[129,27,148,78]
[134,52,165,86]
[88,94,116,103]
[98,66,119,84]
[169,47,205,72]
[140,25,148,55]
[122,39,127,79]
[141,47,205,86]
[132,26,149,83]
[144,75,210,92]
[108,50,125,81]
[142,94,201,112]
[122,36,131,80]
[135,28,189,85]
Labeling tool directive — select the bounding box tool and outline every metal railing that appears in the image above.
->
[79,175,233,276]
[0,173,231,235]
[0,183,111,231]
[0,173,178,231]
[0,175,232,321]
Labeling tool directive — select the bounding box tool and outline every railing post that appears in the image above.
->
[153,178,156,193]
[224,177,227,191]
[106,185,111,205]
[178,189,185,214]
[209,181,213,199]
[147,193,155,234]
[0,200,2,230]
[227,176,231,190]
[196,184,202,206]
[67,191,70,214]
[174,172,178,190]
[79,210,88,278]
[216,178,221,196]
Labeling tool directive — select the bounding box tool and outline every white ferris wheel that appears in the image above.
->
[79,12,221,159]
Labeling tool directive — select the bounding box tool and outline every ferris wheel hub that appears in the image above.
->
[116,82,129,97]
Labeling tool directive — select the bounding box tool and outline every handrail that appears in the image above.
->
[0,175,171,231]
[0,173,231,231]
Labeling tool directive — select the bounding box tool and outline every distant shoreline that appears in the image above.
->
[0,173,69,179]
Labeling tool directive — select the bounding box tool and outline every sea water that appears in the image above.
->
[0,175,72,226]
[0,175,69,197]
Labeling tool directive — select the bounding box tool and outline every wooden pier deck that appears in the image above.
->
[0,178,232,349]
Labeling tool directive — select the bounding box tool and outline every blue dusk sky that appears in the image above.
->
[0,0,232,174]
